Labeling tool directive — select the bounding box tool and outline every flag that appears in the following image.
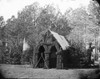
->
[23,38,30,51]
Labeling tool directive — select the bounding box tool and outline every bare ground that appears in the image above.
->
[0,64,99,79]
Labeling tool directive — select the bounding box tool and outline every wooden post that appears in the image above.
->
[43,45,50,69]
[33,45,39,68]
[44,52,49,69]
[21,51,26,65]
[33,53,38,68]
[56,52,62,69]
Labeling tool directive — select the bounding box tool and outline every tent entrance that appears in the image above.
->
[37,46,45,68]
[49,46,57,68]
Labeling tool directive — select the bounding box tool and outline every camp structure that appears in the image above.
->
[33,30,69,69]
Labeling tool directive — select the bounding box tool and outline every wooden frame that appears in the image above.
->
[33,30,63,69]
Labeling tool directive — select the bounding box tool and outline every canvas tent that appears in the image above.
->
[50,30,69,50]
[33,30,69,69]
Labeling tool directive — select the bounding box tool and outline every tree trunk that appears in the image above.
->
[44,53,49,69]
[33,53,38,68]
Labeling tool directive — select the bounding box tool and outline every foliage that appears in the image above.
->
[66,3,100,51]
[1,1,100,67]
[0,16,6,63]
[64,0,100,67]
[2,3,70,64]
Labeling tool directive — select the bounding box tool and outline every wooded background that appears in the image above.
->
[0,0,100,67]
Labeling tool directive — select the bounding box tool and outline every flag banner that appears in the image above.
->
[23,38,30,51]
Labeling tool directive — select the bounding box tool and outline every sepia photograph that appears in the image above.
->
[0,0,100,79]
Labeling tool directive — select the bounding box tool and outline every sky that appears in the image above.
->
[0,0,91,21]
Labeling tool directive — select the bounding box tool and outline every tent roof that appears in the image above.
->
[49,30,69,50]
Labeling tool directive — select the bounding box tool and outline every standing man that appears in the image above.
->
[87,43,95,67]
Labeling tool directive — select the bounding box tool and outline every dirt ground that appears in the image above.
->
[0,64,100,79]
